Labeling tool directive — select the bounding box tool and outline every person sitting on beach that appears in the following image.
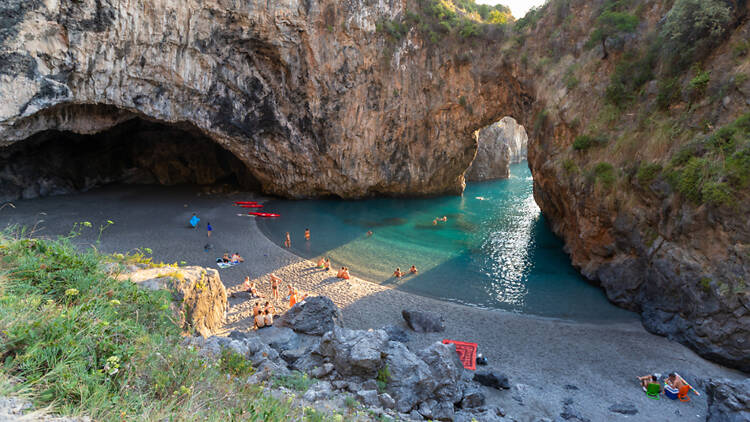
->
[409,265,418,274]
[263,309,273,327]
[254,310,266,329]
[337,267,346,278]
[264,301,276,315]
[242,276,252,292]
[305,228,311,241]
[231,252,244,263]
[252,302,262,317]
[221,253,231,263]
[393,268,404,278]
[638,374,660,392]
[316,257,325,268]
[190,213,200,228]
[249,282,263,298]
[288,286,298,308]
[324,258,331,271]
[665,373,687,389]
[339,267,351,280]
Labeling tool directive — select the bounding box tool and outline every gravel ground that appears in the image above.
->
[1,184,745,422]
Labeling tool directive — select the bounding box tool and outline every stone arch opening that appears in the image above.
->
[465,116,529,182]
[0,105,260,202]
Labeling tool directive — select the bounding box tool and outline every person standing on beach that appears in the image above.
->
[269,273,282,301]
[284,232,291,248]
[206,222,212,237]
[305,228,310,241]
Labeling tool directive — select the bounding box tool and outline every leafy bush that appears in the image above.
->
[0,235,300,420]
[562,159,579,174]
[219,347,254,377]
[573,134,606,151]
[273,371,315,392]
[688,68,710,99]
[656,77,682,109]
[660,0,732,74]
[594,162,617,188]
[666,113,750,206]
[564,66,579,90]
[636,162,662,187]
[605,48,657,108]
[376,364,391,392]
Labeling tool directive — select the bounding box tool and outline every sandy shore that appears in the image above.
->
[1,185,745,422]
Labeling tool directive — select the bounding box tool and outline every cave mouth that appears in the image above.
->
[465,116,529,182]
[0,117,260,202]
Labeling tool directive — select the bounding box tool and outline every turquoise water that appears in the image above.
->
[257,162,635,321]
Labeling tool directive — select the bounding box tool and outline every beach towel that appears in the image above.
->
[442,339,477,371]
[189,215,200,228]
[216,258,240,269]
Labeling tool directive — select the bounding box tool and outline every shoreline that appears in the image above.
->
[1,184,745,422]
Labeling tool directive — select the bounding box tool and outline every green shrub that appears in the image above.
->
[564,66,580,90]
[573,134,606,151]
[656,77,682,109]
[660,0,732,74]
[605,48,657,108]
[273,371,315,392]
[733,39,750,58]
[688,69,710,98]
[376,364,391,392]
[636,162,662,187]
[219,347,254,377]
[593,162,617,188]
[562,159,579,174]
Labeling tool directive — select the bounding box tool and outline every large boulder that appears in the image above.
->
[474,371,510,390]
[121,266,227,337]
[384,341,437,413]
[402,310,445,333]
[317,326,389,377]
[278,296,343,335]
[417,342,466,403]
[705,378,750,422]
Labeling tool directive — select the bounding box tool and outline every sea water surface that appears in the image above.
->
[258,162,635,321]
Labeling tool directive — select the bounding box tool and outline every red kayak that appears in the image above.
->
[248,212,280,217]
[239,204,263,208]
[234,201,258,205]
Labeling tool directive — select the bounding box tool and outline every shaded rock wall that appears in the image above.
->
[466,116,527,181]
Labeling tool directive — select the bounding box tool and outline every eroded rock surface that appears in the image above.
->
[466,116,528,181]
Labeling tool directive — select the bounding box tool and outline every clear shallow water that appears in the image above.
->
[257,162,635,321]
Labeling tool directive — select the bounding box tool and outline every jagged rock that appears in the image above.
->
[382,324,410,343]
[318,326,389,377]
[303,381,332,402]
[460,386,486,409]
[608,402,638,415]
[705,378,750,422]
[384,341,436,413]
[417,400,436,419]
[253,326,300,352]
[409,410,423,421]
[401,310,445,333]
[380,393,396,410]
[431,401,456,421]
[291,353,325,374]
[361,379,379,391]
[278,296,343,336]
[466,116,528,182]
[474,371,510,390]
[311,363,334,379]
[417,341,465,403]
[124,266,226,337]
[357,389,380,407]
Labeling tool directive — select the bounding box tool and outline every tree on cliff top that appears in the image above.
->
[588,10,639,59]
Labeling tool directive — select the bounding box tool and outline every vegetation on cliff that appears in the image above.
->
[0,232,323,420]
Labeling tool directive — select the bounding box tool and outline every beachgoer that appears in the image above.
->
[305,228,310,241]
[231,252,244,263]
[337,267,345,278]
[666,373,686,389]
[252,302,261,317]
[190,213,200,228]
[242,276,252,292]
[324,258,330,271]
[254,311,265,329]
[264,301,276,315]
[269,273,282,301]
[638,374,659,391]
[441,216,447,222]
[432,219,437,225]
[289,287,298,308]
[284,232,291,248]
[250,282,264,298]
[366,230,373,237]
[316,257,325,268]
[264,309,273,327]
[206,222,212,237]
[409,265,418,274]
[221,253,230,263]
[393,268,404,278]
[341,267,351,280]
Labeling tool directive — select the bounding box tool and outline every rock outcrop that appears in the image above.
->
[466,117,528,181]
[117,265,227,337]
[705,378,750,422]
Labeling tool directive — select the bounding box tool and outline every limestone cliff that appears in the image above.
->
[0,0,748,372]
[466,116,527,181]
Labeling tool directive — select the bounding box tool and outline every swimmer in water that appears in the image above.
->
[284,232,291,248]
[433,219,438,225]
[305,228,310,241]
[393,268,404,278]
[440,216,447,222]
[366,230,373,237]
[409,265,418,274]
